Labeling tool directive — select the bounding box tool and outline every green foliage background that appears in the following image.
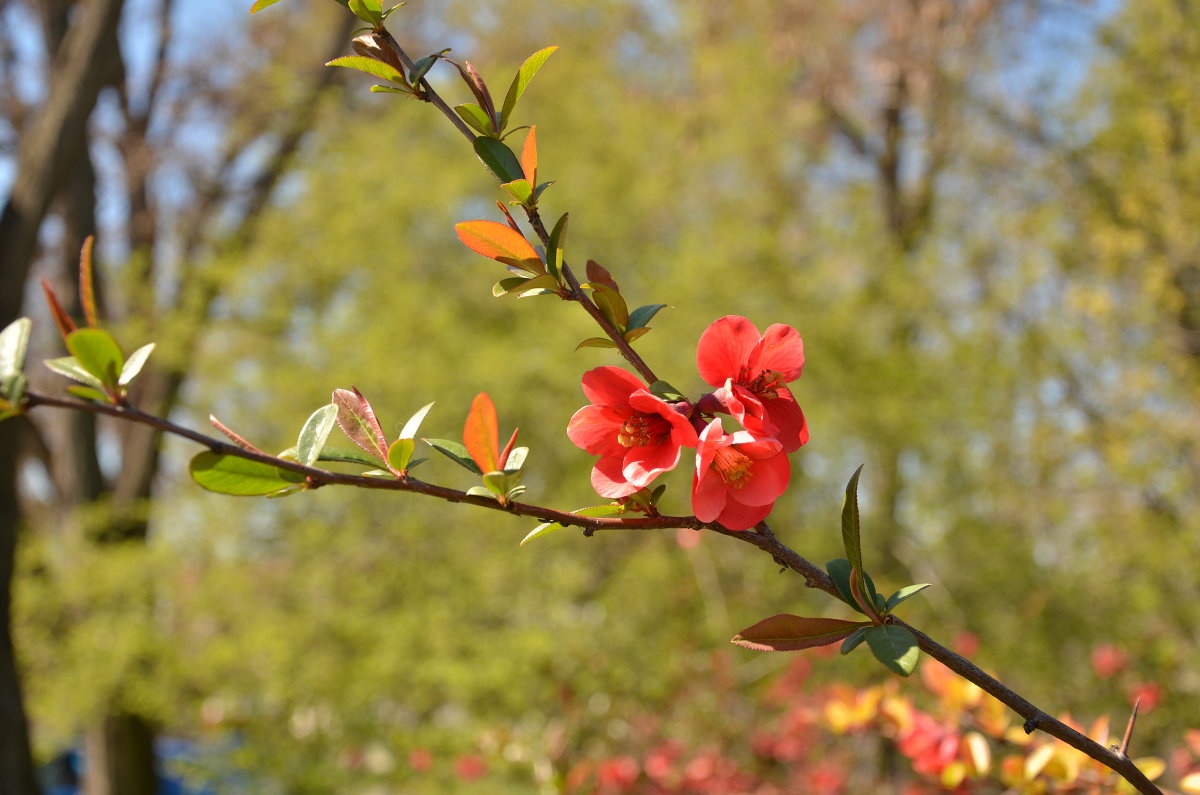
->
[14,0,1200,790]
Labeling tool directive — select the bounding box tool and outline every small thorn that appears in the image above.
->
[1118,697,1141,757]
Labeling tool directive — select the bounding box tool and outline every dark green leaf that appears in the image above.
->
[66,328,123,389]
[499,46,558,129]
[865,625,920,676]
[732,614,871,652]
[454,103,493,135]
[474,137,524,182]
[423,438,483,474]
[547,213,568,281]
[189,451,306,496]
[118,342,155,387]
[628,304,669,330]
[885,583,934,612]
[297,404,338,467]
[840,627,869,655]
[826,558,861,613]
[533,180,555,201]
[841,464,865,576]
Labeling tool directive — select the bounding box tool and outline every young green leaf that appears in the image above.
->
[249,0,287,12]
[589,283,629,330]
[326,56,406,85]
[0,318,32,382]
[885,583,934,612]
[332,387,388,463]
[514,274,559,296]
[865,624,920,676]
[387,438,415,473]
[521,522,562,546]
[66,328,124,389]
[623,327,652,344]
[499,46,558,129]
[315,446,386,468]
[628,304,669,330]
[454,103,494,136]
[347,0,383,26]
[502,446,528,472]
[189,451,306,496]
[118,342,155,387]
[474,136,525,183]
[408,49,450,86]
[423,438,483,474]
[400,402,435,440]
[501,178,534,205]
[297,404,338,467]
[65,385,109,402]
[732,614,871,652]
[44,356,107,391]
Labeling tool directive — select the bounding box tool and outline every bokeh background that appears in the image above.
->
[2,0,1198,791]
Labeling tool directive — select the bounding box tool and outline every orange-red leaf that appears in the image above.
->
[732,614,870,652]
[521,125,538,185]
[40,279,76,341]
[463,392,499,473]
[455,221,542,273]
[79,236,99,329]
[585,260,619,293]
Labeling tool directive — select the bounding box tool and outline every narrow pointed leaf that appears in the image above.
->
[547,212,568,281]
[118,343,155,386]
[45,356,106,391]
[0,318,32,381]
[886,583,934,612]
[827,558,865,615]
[474,136,524,183]
[65,385,109,402]
[400,401,435,439]
[520,125,537,184]
[297,404,338,466]
[41,279,76,339]
[66,328,123,388]
[326,56,406,84]
[387,438,415,473]
[423,438,483,474]
[332,388,388,463]
[500,46,557,128]
[866,625,920,676]
[840,627,869,655]
[250,0,286,11]
[79,236,99,328]
[732,614,871,652]
[370,85,416,96]
[315,446,386,467]
[463,61,496,123]
[189,451,306,496]
[463,393,499,473]
[521,522,562,546]
[575,337,618,351]
[841,464,865,575]
[454,103,494,136]
[455,220,542,272]
[628,304,669,330]
[409,49,449,86]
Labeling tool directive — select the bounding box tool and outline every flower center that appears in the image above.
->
[617,413,671,448]
[713,445,754,488]
[737,367,786,399]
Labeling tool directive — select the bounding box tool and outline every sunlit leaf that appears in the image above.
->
[423,438,482,474]
[455,220,542,273]
[118,343,155,386]
[474,136,524,183]
[387,438,414,473]
[326,56,405,84]
[885,583,933,612]
[65,385,109,402]
[732,614,871,652]
[499,46,558,129]
[466,485,493,498]
[501,178,534,205]
[463,393,500,473]
[0,318,32,382]
[189,451,306,496]
[547,212,568,281]
[249,0,286,12]
[44,356,106,391]
[297,404,338,467]
[66,328,124,389]
[370,85,416,96]
[400,401,435,439]
[78,236,99,328]
[520,125,537,184]
[347,0,383,25]
[332,387,388,463]
[521,522,562,546]
[454,103,494,136]
[865,625,920,676]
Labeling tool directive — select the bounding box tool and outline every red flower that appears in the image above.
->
[567,367,698,498]
[692,418,790,530]
[696,315,809,452]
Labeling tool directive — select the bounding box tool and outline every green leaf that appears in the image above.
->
[118,342,155,387]
[825,558,880,616]
[409,49,449,86]
[731,614,871,652]
[515,274,559,296]
[400,402,435,439]
[423,438,483,474]
[315,446,386,467]
[454,104,494,136]
[865,625,920,676]
[44,356,106,391]
[474,137,524,182]
[347,0,383,25]
[547,213,568,281]
[326,56,405,84]
[387,438,414,473]
[502,446,528,471]
[0,318,32,382]
[297,404,338,467]
[588,283,629,330]
[533,181,555,200]
[841,464,865,576]
[521,522,562,546]
[332,387,389,463]
[493,277,529,297]
[501,178,534,205]
[466,485,493,498]
[65,385,109,402]
[575,337,618,351]
[623,327,651,344]
[499,46,558,129]
[482,470,521,496]
[648,380,686,402]
[628,304,669,330]
[370,85,416,96]
[249,0,286,12]
[66,328,124,389]
[1,373,27,409]
[189,451,306,496]
[840,627,869,655]
[885,583,934,612]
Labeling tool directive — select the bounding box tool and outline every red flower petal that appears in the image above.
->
[696,315,761,387]
[733,449,790,506]
[752,323,805,381]
[763,393,809,452]
[567,404,628,456]
[591,455,639,498]
[715,498,774,531]
[580,366,644,407]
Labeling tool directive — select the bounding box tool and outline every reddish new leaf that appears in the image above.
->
[585,260,620,293]
[463,392,500,474]
[333,386,389,463]
[40,279,76,341]
[79,236,99,329]
[455,221,543,273]
[521,125,538,185]
[732,614,870,652]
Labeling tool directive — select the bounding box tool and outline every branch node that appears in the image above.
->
[1023,716,1041,735]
